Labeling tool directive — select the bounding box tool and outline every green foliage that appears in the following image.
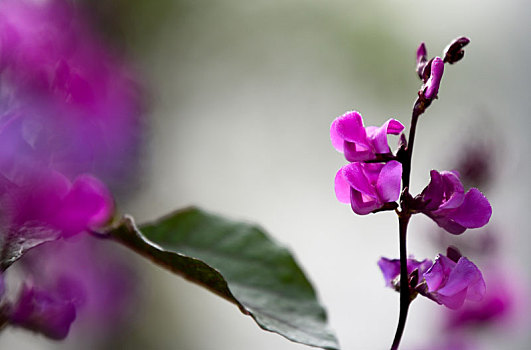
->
[108,207,339,349]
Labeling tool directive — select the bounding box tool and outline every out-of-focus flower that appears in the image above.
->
[423,56,444,100]
[330,111,404,162]
[415,170,492,234]
[0,168,114,238]
[21,234,139,335]
[0,0,143,183]
[423,252,485,310]
[445,267,523,330]
[378,257,432,288]
[334,161,402,214]
[9,284,76,340]
[0,0,142,341]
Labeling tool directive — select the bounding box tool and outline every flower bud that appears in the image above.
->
[443,37,470,64]
[416,42,428,79]
[424,57,444,100]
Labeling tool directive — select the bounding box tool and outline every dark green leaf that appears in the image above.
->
[107,207,339,350]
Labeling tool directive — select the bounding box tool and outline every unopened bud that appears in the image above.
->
[443,36,470,64]
[416,42,427,79]
[424,57,444,99]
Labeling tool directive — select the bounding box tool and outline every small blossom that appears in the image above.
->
[335,161,402,215]
[9,284,76,340]
[379,248,486,310]
[423,252,486,310]
[423,56,444,100]
[416,170,492,234]
[330,111,404,162]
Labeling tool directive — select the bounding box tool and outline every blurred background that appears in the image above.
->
[1,0,530,349]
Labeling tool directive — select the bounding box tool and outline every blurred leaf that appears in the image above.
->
[107,207,339,350]
[0,225,60,271]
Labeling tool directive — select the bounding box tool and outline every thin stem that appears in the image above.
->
[402,98,424,190]
[390,213,411,350]
[390,97,427,350]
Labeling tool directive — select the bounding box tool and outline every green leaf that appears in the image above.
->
[107,207,339,350]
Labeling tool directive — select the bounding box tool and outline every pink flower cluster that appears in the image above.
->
[330,113,491,233]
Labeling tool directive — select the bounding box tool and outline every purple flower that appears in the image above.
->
[335,161,402,214]
[330,111,404,162]
[9,284,76,340]
[0,0,143,183]
[423,56,444,100]
[423,253,486,310]
[416,170,492,234]
[378,257,432,288]
[1,168,114,238]
[21,234,139,335]
[379,248,486,310]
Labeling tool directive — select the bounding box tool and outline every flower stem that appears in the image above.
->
[390,97,426,350]
[402,98,424,190]
[390,213,411,350]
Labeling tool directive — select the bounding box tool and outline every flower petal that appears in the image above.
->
[436,288,468,310]
[350,188,380,215]
[9,285,77,340]
[449,188,492,229]
[342,162,376,197]
[334,167,351,204]
[420,170,444,210]
[343,141,375,162]
[55,174,115,237]
[378,257,401,287]
[438,257,483,297]
[424,255,456,292]
[437,171,465,210]
[369,119,405,154]
[330,111,367,152]
[376,161,402,203]
[429,214,467,235]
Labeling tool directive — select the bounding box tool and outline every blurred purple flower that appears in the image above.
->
[9,284,76,340]
[0,168,114,238]
[416,170,492,234]
[423,253,486,310]
[330,111,404,162]
[20,234,139,336]
[445,268,522,330]
[0,0,143,182]
[335,161,402,214]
